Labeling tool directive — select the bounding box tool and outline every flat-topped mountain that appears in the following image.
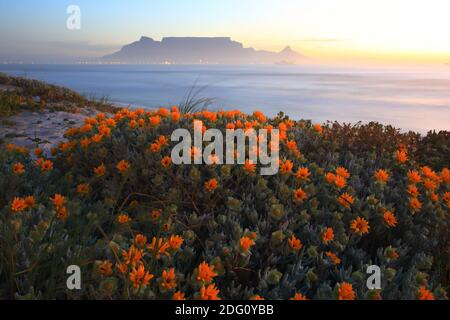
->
[101,36,304,64]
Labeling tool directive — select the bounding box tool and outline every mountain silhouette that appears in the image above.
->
[101,36,304,64]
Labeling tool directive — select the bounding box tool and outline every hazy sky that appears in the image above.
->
[1,0,450,64]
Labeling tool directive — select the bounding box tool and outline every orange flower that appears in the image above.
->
[200,284,221,300]
[98,125,111,137]
[158,107,169,117]
[338,282,356,300]
[395,150,408,163]
[76,183,89,195]
[325,251,341,265]
[85,117,98,125]
[374,169,389,183]
[91,134,103,143]
[443,192,450,206]
[286,140,297,151]
[383,210,398,227]
[34,148,43,156]
[138,118,145,128]
[429,192,438,202]
[161,156,172,168]
[12,162,25,175]
[336,167,350,179]
[56,206,68,219]
[253,110,267,123]
[94,164,106,177]
[116,160,130,173]
[325,172,336,184]
[129,264,154,288]
[129,120,137,129]
[313,123,323,134]
[250,295,265,300]
[149,115,161,126]
[196,261,217,284]
[421,166,439,181]
[280,160,294,174]
[80,138,91,149]
[190,146,201,159]
[204,178,218,192]
[96,113,106,121]
[407,185,419,197]
[172,291,186,300]
[117,213,131,224]
[150,142,161,153]
[65,127,78,136]
[423,179,437,191]
[135,234,148,247]
[293,188,308,203]
[386,248,399,260]
[334,175,347,189]
[288,235,303,251]
[168,235,184,250]
[11,197,27,212]
[322,227,335,244]
[147,237,170,259]
[105,118,116,127]
[295,167,310,181]
[407,170,421,184]
[157,135,168,146]
[338,193,354,208]
[226,123,235,129]
[50,194,65,207]
[417,286,435,300]
[409,197,422,213]
[290,293,309,300]
[98,260,113,276]
[243,159,256,173]
[24,196,36,208]
[151,209,161,220]
[122,245,144,266]
[350,217,370,235]
[116,262,128,274]
[40,160,53,171]
[441,168,450,184]
[80,123,93,133]
[171,112,181,122]
[161,267,177,290]
[207,154,220,164]
[239,236,255,251]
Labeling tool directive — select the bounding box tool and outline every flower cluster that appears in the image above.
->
[0,107,448,300]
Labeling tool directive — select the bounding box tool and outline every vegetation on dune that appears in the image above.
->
[0,73,119,117]
[0,106,448,300]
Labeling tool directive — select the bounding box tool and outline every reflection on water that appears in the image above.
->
[1,64,449,133]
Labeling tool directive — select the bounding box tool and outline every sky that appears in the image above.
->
[1,0,450,64]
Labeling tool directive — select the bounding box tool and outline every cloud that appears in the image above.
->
[301,38,344,43]
[45,41,120,55]
[0,40,121,63]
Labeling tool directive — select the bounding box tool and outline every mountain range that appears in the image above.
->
[101,36,304,64]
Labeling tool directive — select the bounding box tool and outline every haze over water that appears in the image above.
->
[1,64,449,134]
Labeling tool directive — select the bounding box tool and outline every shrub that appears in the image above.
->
[0,108,448,300]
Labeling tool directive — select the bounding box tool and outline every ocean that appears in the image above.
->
[1,64,450,133]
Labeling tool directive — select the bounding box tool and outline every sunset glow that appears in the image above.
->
[1,0,450,64]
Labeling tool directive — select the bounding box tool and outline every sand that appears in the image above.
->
[0,108,99,156]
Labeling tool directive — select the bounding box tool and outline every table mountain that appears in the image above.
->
[101,36,304,64]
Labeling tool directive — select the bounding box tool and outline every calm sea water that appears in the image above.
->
[1,64,450,133]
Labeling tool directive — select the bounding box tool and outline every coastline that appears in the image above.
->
[0,72,448,167]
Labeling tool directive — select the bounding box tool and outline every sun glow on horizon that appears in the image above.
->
[235,0,450,64]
